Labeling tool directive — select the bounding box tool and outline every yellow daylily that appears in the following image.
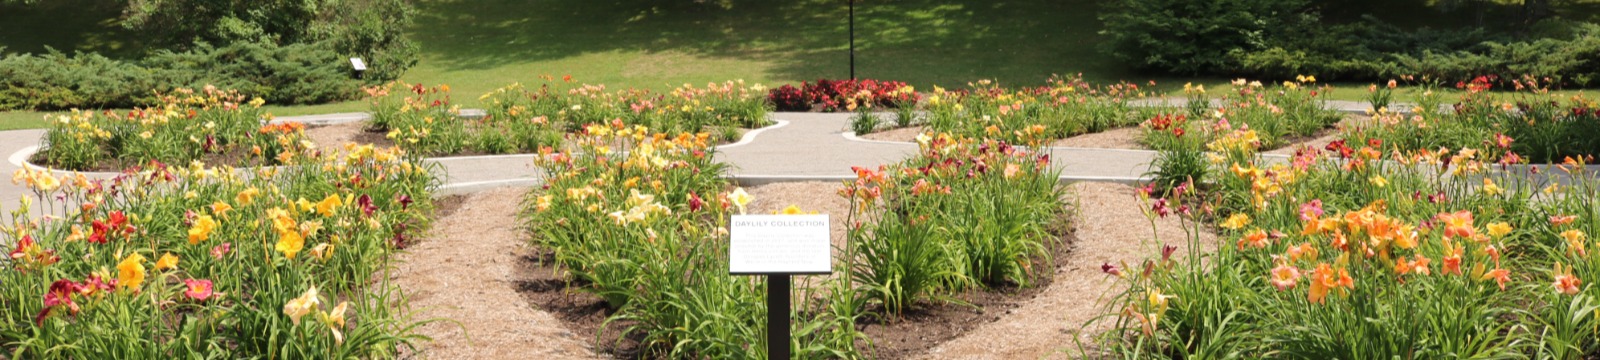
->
[116,253,147,289]
[155,253,179,271]
[315,194,343,216]
[727,187,752,215]
[276,231,306,259]
[188,215,218,244]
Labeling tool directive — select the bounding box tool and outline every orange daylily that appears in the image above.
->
[1236,229,1270,250]
[1308,262,1355,304]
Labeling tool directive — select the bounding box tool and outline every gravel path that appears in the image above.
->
[917,182,1217,359]
[394,187,599,360]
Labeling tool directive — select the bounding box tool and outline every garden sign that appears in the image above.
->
[729,214,831,359]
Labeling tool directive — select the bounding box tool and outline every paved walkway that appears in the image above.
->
[0,97,1563,216]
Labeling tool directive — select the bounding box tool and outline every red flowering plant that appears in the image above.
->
[766,78,919,112]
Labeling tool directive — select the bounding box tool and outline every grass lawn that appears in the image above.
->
[2,0,1598,130]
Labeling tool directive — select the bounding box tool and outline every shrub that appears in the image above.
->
[0,41,360,111]
[1098,0,1314,75]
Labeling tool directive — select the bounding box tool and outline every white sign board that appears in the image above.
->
[349,58,367,71]
[729,214,832,274]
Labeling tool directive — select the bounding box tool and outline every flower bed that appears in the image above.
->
[521,120,1069,357]
[3,144,435,357]
[768,78,918,112]
[841,133,1068,315]
[910,75,1160,144]
[33,86,311,172]
[1343,76,1600,164]
[1103,122,1600,357]
[367,80,770,157]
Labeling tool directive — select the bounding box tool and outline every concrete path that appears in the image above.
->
[0,96,1572,217]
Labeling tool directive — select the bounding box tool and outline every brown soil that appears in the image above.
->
[1050,127,1146,150]
[29,142,271,173]
[916,182,1218,359]
[395,187,600,360]
[859,126,926,142]
[407,180,1216,359]
[305,123,395,153]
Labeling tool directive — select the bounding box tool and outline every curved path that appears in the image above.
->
[0,98,1564,216]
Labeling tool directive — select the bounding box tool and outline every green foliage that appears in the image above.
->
[0,41,359,111]
[1098,0,1315,75]
[120,0,417,81]
[844,137,1065,316]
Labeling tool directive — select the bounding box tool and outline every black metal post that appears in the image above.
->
[848,0,856,80]
[766,274,791,359]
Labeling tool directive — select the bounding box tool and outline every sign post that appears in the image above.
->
[729,214,831,360]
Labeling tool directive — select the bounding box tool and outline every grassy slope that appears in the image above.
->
[1,0,1597,130]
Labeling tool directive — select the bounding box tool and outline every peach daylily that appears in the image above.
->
[1269,264,1300,291]
[1553,263,1583,295]
[283,286,320,325]
[322,301,350,344]
[1437,210,1476,239]
[1236,229,1270,250]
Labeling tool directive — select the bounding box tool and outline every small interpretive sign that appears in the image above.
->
[728,214,831,275]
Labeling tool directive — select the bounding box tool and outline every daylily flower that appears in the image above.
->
[315,194,343,216]
[1269,263,1300,290]
[1562,230,1588,257]
[1551,215,1578,227]
[155,253,179,271]
[188,215,217,244]
[1481,178,1503,196]
[1220,213,1251,230]
[1437,210,1476,239]
[277,231,306,259]
[1299,199,1324,221]
[36,279,85,325]
[183,279,215,301]
[1236,229,1270,250]
[210,201,233,218]
[1482,267,1511,290]
[1308,263,1354,304]
[1486,222,1513,238]
[211,243,232,259]
[116,253,147,290]
[1553,263,1582,295]
[236,187,259,205]
[321,301,350,344]
[727,187,752,215]
[283,286,321,325]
